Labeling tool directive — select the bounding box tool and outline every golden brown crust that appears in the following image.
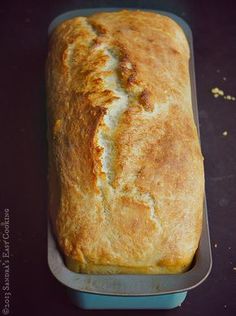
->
[47,10,204,274]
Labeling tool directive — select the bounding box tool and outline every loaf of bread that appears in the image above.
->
[47,10,204,274]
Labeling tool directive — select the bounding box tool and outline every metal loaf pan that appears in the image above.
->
[47,8,212,310]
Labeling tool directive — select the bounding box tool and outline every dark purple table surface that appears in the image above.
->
[1,0,236,315]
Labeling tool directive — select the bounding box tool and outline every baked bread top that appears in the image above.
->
[47,10,204,274]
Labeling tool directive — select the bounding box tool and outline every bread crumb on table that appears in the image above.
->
[222,131,228,136]
[233,267,236,271]
[214,243,218,248]
[211,87,235,101]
